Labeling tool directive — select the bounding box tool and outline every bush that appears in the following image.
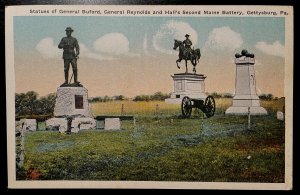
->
[223,93,233,98]
[209,92,233,98]
[259,93,274,100]
[133,95,150,101]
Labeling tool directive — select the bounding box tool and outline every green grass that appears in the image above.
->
[18,99,285,182]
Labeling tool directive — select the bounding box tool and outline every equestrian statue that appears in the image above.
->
[173,34,201,74]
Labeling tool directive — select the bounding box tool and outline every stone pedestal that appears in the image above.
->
[54,87,93,117]
[225,57,267,115]
[165,73,207,104]
[46,86,96,131]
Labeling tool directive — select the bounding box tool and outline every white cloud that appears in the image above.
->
[93,32,140,57]
[143,34,150,55]
[79,43,89,54]
[255,41,284,57]
[153,20,198,54]
[79,43,115,61]
[36,37,61,58]
[94,33,129,54]
[143,34,147,50]
[204,26,243,51]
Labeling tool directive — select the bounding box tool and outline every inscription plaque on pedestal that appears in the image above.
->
[75,95,84,109]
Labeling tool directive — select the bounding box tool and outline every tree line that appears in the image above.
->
[133,92,171,101]
[209,92,233,98]
[15,91,56,118]
[210,92,277,100]
[15,91,277,117]
[89,92,171,102]
[88,95,127,103]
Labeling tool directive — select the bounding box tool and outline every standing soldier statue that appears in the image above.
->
[58,27,80,86]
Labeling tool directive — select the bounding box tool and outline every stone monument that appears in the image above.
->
[46,27,96,133]
[225,50,267,115]
[165,73,207,104]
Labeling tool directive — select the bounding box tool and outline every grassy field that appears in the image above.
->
[17,98,285,182]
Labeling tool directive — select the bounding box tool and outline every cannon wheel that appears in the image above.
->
[181,96,192,118]
[204,95,216,118]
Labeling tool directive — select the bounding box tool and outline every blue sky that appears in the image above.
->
[13,16,285,97]
[14,16,284,54]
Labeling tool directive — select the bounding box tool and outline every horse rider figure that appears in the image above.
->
[183,34,193,58]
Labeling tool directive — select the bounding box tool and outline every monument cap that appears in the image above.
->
[65,27,74,32]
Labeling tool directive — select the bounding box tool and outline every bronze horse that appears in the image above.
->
[173,39,201,74]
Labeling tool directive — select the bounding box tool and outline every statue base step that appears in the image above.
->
[225,106,268,115]
[46,117,96,133]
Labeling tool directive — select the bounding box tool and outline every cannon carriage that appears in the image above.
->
[181,95,216,118]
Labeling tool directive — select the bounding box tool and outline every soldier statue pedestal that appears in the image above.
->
[165,73,207,104]
[225,55,267,115]
[46,85,96,133]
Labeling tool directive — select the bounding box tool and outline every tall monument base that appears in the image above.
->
[46,85,96,132]
[165,73,207,104]
[225,52,267,115]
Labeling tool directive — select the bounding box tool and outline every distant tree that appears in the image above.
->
[151,92,170,101]
[133,95,141,101]
[210,92,222,98]
[15,93,26,116]
[133,92,170,101]
[266,94,274,100]
[115,95,125,101]
[15,91,38,116]
[259,93,274,100]
[15,91,56,117]
[36,93,56,115]
[103,95,110,102]
[133,95,150,101]
[223,93,233,98]
[92,97,103,102]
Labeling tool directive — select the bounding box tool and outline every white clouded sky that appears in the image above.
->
[36,37,62,58]
[204,26,243,52]
[15,16,286,97]
[153,20,198,54]
[94,33,129,54]
[143,34,150,55]
[255,41,285,58]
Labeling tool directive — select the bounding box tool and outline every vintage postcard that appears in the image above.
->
[5,5,293,189]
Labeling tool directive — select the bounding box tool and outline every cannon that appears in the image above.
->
[181,95,216,118]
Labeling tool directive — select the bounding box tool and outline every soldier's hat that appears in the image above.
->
[65,27,74,32]
[185,34,190,37]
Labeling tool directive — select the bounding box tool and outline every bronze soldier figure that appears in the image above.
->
[183,34,192,56]
[58,27,80,85]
